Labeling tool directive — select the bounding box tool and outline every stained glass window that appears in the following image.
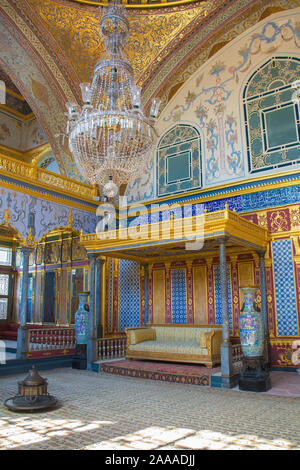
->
[157,124,202,197]
[244,57,300,173]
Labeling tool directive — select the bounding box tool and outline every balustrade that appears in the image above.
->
[27,327,76,357]
[0,153,95,202]
[97,337,127,360]
[232,343,244,374]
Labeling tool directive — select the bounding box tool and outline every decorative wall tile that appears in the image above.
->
[272,239,299,337]
[214,265,232,328]
[118,259,140,332]
[171,269,187,324]
[267,208,291,233]
[0,186,97,240]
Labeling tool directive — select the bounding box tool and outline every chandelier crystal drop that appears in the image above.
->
[66,0,160,192]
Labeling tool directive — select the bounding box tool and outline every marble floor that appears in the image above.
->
[0,369,299,450]
[232,370,300,398]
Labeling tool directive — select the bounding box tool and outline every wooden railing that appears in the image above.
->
[27,326,76,358]
[232,343,243,374]
[97,337,127,360]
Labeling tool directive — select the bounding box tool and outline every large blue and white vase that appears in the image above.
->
[74,292,90,345]
[239,287,264,358]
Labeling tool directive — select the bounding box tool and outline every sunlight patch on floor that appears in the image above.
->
[0,416,116,450]
[84,426,294,450]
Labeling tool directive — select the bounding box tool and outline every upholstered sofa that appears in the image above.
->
[125,324,223,368]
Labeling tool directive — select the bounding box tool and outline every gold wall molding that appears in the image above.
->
[0,152,97,210]
[0,104,34,121]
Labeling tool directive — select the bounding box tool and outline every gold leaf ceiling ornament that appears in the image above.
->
[68,0,202,8]
[26,0,209,84]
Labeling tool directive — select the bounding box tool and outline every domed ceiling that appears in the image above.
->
[0,0,293,178]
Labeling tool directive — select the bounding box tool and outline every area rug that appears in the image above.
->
[99,360,221,386]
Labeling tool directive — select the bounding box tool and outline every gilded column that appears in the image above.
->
[87,253,97,369]
[148,264,153,324]
[31,270,36,323]
[206,257,215,324]
[39,240,46,324]
[252,253,260,286]
[141,263,148,326]
[16,246,33,359]
[186,261,194,324]
[55,268,62,325]
[264,247,276,339]
[113,259,119,332]
[292,236,300,337]
[219,239,234,388]
[230,255,240,337]
[104,258,111,335]
[165,262,172,323]
[95,257,105,338]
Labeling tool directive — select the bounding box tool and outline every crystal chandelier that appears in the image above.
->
[65,1,160,197]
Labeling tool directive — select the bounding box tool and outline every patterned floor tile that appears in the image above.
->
[0,369,299,450]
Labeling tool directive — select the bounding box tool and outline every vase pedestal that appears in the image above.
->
[73,292,90,370]
[239,357,271,392]
[239,287,271,392]
[72,344,87,370]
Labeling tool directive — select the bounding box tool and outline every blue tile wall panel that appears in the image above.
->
[272,239,299,336]
[171,269,187,324]
[125,180,300,227]
[118,260,140,331]
[214,265,232,328]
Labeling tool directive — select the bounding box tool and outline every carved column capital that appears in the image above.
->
[186,260,193,271]
[87,252,98,262]
[96,256,105,266]
[230,255,238,268]
[20,245,34,256]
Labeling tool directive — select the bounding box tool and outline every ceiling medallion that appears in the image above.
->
[66,0,160,196]
[69,0,201,9]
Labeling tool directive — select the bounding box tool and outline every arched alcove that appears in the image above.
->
[30,227,87,325]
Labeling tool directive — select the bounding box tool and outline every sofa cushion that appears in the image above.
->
[153,326,218,343]
[129,328,156,345]
[130,340,207,356]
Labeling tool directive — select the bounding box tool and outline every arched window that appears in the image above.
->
[157,124,202,197]
[244,57,300,174]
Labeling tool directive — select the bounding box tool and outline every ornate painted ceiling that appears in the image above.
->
[69,0,201,7]
[0,0,298,179]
